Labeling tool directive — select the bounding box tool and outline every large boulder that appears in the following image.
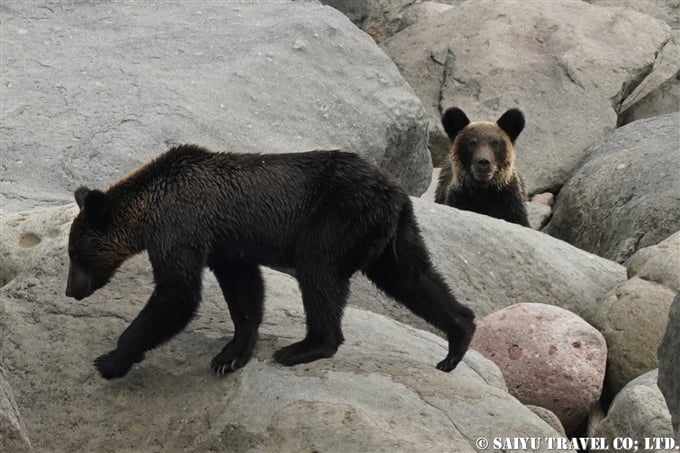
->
[626,231,680,293]
[659,293,680,442]
[470,303,607,434]
[544,113,680,263]
[593,277,676,396]
[381,0,672,193]
[0,1,431,214]
[351,197,626,329]
[591,232,679,398]
[593,370,674,452]
[616,34,680,127]
[0,205,574,453]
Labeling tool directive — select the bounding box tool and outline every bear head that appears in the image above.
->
[442,107,524,188]
[66,187,125,300]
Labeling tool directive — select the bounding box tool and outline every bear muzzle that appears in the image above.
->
[65,263,94,300]
[471,158,496,183]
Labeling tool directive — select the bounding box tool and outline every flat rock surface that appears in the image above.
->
[0,1,431,213]
[0,205,573,453]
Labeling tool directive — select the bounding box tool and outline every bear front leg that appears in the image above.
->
[208,260,264,375]
[94,266,203,379]
[502,187,530,227]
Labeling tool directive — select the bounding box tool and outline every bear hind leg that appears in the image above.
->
[209,260,264,375]
[273,268,349,367]
[364,216,475,371]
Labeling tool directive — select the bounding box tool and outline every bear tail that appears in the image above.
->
[363,200,475,371]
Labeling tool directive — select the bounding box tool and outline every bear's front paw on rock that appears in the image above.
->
[94,350,142,379]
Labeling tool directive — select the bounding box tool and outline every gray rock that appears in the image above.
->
[421,167,442,203]
[320,0,379,25]
[401,1,455,31]
[526,405,567,438]
[584,0,680,29]
[593,277,677,396]
[0,205,77,287]
[586,402,606,438]
[320,0,455,42]
[0,1,431,214]
[531,193,555,207]
[593,370,674,453]
[658,293,680,442]
[626,231,680,293]
[381,0,672,194]
[0,370,33,453]
[352,197,625,329]
[527,202,552,230]
[593,232,680,399]
[617,34,680,127]
[1,205,574,453]
[544,113,680,263]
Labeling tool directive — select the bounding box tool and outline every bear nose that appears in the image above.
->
[476,158,491,171]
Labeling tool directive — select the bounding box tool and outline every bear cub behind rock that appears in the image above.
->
[434,107,529,227]
[66,145,475,379]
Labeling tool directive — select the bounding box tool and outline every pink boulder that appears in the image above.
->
[470,303,607,434]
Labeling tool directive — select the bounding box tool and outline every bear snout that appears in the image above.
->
[65,286,89,301]
[66,263,94,300]
[475,158,492,173]
[65,289,85,301]
[472,158,496,182]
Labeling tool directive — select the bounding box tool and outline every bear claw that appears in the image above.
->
[210,356,248,375]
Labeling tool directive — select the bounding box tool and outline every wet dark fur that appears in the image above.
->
[434,107,529,227]
[66,145,475,379]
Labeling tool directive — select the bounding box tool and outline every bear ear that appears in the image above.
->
[82,189,112,230]
[74,186,90,209]
[441,107,471,141]
[497,108,525,143]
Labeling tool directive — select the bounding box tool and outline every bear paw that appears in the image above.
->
[435,353,462,373]
[93,350,144,379]
[210,342,253,375]
[273,338,338,367]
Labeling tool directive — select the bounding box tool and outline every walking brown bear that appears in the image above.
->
[434,107,530,227]
[65,145,475,379]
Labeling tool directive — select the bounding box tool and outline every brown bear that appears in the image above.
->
[65,145,475,379]
[434,107,529,227]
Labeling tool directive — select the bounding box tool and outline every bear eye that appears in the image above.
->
[491,139,500,147]
[467,139,478,148]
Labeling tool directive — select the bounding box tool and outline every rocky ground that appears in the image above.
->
[1,1,679,452]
